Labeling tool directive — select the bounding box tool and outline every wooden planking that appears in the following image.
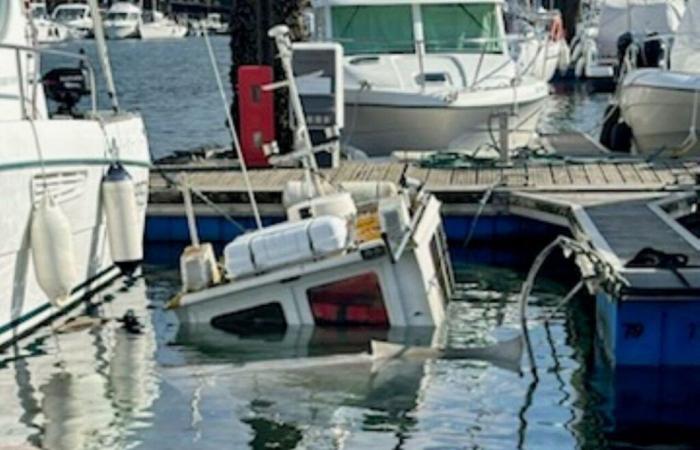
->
[152,159,695,196]
[549,164,572,186]
[599,162,624,184]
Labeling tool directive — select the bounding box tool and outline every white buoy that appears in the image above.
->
[31,194,78,307]
[102,163,142,275]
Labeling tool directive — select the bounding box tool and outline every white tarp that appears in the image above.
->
[596,0,685,59]
[671,0,700,73]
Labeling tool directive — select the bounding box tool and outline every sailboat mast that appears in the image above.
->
[87,0,119,112]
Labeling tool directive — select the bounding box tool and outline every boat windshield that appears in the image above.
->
[31,5,48,19]
[330,5,414,55]
[421,3,503,54]
[54,8,87,21]
[107,12,138,21]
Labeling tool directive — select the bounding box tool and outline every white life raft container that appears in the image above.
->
[224,215,349,279]
[31,194,78,307]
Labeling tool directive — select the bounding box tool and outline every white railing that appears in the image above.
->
[0,42,98,118]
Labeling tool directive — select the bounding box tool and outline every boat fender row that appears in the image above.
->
[31,164,143,307]
[31,194,79,307]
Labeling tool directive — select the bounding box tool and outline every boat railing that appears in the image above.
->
[0,42,98,118]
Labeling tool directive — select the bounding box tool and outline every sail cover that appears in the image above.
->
[596,0,685,59]
[671,0,700,73]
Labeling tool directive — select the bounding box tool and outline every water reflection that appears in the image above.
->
[2,266,700,448]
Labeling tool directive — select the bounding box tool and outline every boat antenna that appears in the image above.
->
[202,29,263,229]
[268,25,324,197]
[87,0,119,112]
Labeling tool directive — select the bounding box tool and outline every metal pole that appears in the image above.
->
[88,0,120,112]
[204,29,263,229]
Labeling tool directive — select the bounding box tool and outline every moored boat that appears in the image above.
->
[0,0,150,348]
[103,2,141,40]
[616,0,700,156]
[310,0,550,157]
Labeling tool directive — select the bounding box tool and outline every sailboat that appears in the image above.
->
[0,0,150,349]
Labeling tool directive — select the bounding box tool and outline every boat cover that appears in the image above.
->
[671,0,700,73]
[596,0,685,59]
[224,216,350,278]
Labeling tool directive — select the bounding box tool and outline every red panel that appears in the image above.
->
[238,65,274,168]
[307,273,389,327]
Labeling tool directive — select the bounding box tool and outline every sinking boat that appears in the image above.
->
[616,0,700,156]
[310,0,549,157]
[168,26,454,333]
[170,181,454,332]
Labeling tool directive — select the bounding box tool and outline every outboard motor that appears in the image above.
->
[616,32,634,69]
[639,32,665,68]
[42,66,90,116]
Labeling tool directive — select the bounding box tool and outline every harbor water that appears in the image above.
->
[2,38,699,449]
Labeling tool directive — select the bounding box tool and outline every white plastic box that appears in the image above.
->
[224,216,349,279]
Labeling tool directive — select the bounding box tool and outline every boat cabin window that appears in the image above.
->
[307,272,389,326]
[54,7,89,21]
[421,3,503,54]
[330,5,414,55]
[108,12,139,21]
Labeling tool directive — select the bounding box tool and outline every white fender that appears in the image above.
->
[31,194,78,307]
[557,41,571,73]
[102,164,142,274]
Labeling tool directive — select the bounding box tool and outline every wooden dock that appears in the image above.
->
[147,155,700,366]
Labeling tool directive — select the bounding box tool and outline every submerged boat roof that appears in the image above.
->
[313,0,503,7]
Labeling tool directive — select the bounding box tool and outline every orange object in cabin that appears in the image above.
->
[238,65,274,168]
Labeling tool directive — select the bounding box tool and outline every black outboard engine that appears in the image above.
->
[42,66,91,116]
[639,32,665,68]
[617,31,666,70]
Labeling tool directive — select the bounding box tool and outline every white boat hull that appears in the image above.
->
[620,69,700,156]
[173,195,452,331]
[140,22,188,40]
[344,87,548,156]
[0,114,150,348]
[104,23,139,39]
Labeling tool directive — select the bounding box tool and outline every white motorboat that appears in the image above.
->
[310,0,549,157]
[617,0,700,156]
[29,2,71,44]
[570,0,685,84]
[103,1,141,39]
[0,0,150,348]
[51,2,94,39]
[140,10,187,40]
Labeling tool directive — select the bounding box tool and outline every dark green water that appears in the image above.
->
[2,255,699,449]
